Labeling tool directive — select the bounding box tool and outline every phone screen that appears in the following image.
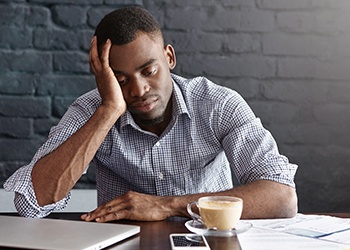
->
[172,235,207,247]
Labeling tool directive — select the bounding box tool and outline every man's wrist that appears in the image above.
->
[164,196,191,218]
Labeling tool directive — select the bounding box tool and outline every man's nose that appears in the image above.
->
[129,77,150,97]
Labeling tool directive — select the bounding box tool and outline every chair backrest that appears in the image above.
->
[0,189,16,212]
[0,188,97,212]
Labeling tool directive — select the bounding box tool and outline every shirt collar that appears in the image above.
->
[119,75,191,130]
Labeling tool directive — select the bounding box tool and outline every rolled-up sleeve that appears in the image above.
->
[4,164,71,218]
[219,93,297,188]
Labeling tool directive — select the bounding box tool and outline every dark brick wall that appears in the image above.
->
[1,0,350,213]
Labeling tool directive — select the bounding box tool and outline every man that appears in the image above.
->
[4,6,298,222]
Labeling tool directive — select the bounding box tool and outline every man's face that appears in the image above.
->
[108,33,176,128]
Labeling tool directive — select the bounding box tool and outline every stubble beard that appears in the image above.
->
[137,115,164,126]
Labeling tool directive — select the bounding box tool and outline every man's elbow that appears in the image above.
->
[278,186,298,218]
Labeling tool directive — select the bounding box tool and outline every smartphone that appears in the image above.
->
[169,233,210,250]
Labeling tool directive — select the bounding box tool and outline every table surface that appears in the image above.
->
[1,212,349,250]
[0,212,241,250]
[49,213,242,250]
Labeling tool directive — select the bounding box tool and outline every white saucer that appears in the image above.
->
[185,220,252,237]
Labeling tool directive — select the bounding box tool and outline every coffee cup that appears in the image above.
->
[187,196,243,230]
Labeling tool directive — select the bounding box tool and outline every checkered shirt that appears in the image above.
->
[4,74,297,218]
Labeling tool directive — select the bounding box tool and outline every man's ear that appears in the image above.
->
[164,44,176,70]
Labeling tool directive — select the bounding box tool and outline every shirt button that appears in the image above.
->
[158,172,164,180]
[155,141,160,147]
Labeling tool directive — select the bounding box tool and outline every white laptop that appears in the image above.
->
[0,215,140,250]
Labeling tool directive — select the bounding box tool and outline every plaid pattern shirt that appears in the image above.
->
[4,74,297,218]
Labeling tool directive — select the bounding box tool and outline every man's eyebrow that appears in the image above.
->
[136,58,156,71]
[112,59,157,75]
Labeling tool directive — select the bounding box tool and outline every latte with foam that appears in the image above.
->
[187,196,243,230]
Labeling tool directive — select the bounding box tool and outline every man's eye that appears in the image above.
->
[144,69,156,76]
[117,77,128,85]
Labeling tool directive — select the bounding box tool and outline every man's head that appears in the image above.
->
[94,6,163,55]
[94,6,176,135]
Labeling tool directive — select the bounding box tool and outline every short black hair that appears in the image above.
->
[94,6,163,52]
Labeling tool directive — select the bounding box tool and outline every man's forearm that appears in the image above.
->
[169,180,297,219]
[31,105,122,207]
[228,180,298,219]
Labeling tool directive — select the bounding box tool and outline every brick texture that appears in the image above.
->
[1,0,350,213]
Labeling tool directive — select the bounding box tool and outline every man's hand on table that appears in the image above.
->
[81,191,174,222]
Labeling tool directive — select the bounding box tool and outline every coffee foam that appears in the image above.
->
[200,200,242,209]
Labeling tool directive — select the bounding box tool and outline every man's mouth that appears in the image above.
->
[130,98,158,113]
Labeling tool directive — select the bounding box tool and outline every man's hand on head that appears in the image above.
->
[90,36,126,115]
